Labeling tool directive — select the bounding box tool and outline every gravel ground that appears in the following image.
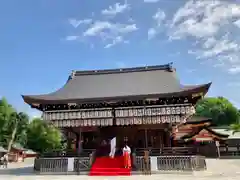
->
[0,158,240,180]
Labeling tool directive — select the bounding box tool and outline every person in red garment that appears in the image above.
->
[123,144,131,169]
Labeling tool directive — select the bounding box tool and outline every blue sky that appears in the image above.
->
[0,0,240,118]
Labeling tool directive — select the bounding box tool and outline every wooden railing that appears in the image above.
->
[156,156,206,171]
[35,149,97,174]
[34,156,92,174]
[74,157,91,174]
[132,154,206,173]
[135,147,197,156]
[40,149,95,158]
[35,152,206,174]
[219,145,240,157]
[40,147,198,158]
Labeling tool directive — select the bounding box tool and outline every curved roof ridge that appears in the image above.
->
[72,63,174,76]
[181,82,212,89]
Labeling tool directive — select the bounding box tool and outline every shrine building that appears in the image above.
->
[22,63,212,155]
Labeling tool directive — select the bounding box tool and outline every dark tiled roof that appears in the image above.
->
[181,126,229,140]
[0,146,7,152]
[22,64,211,104]
[12,143,26,151]
[186,116,212,123]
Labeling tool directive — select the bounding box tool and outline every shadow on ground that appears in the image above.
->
[0,166,35,176]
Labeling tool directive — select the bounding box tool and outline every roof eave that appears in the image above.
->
[181,126,229,140]
[22,82,211,106]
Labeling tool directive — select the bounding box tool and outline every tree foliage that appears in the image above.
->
[229,123,240,134]
[196,97,240,126]
[26,118,62,153]
[0,97,62,153]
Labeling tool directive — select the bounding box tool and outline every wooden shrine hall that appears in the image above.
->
[22,63,213,155]
[22,63,217,175]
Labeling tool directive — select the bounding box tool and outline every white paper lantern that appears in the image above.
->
[171,107,176,115]
[157,116,161,124]
[80,120,84,126]
[166,107,171,115]
[161,116,166,123]
[152,116,157,124]
[84,120,88,126]
[147,117,152,124]
[175,107,180,114]
[116,119,120,125]
[166,116,171,123]
[180,106,185,114]
[162,108,166,115]
[170,115,175,123]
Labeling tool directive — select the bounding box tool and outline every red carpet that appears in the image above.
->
[89,156,131,176]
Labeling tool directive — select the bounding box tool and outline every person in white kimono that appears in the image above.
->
[122,144,131,168]
[109,137,116,158]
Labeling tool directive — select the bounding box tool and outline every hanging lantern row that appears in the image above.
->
[51,115,190,127]
[43,109,112,121]
[115,115,186,126]
[43,105,195,121]
[51,118,113,127]
[115,105,195,117]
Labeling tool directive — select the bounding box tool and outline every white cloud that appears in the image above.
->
[153,9,166,25]
[65,35,79,41]
[104,36,128,48]
[66,2,135,48]
[234,19,240,28]
[83,21,137,48]
[119,24,138,33]
[202,37,216,49]
[83,21,113,37]
[227,82,240,87]
[186,69,196,73]
[197,38,240,59]
[169,0,240,40]
[228,66,240,74]
[168,0,240,74]
[148,28,157,40]
[147,9,166,39]
[83,21,137,37]
[101,2,130,16]
[68,18,92,28]
[144,0,159,3]
[128,18,135,23]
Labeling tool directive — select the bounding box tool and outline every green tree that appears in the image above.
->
[6,112,29,151]
[0,98,15,147]
[26,118,62,153]
[229,123,240,134]
[195,97,239,126]
[0,98,29,148]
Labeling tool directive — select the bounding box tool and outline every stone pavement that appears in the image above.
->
[0,158,240,180]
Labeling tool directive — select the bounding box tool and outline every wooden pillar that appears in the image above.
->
[167,131,171,147]
[75,133,79,151]
[159,131,163,149]
[78,128,82,155]
[169,123,173,147]
[145,129,148,149]
[67,131,72,150]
